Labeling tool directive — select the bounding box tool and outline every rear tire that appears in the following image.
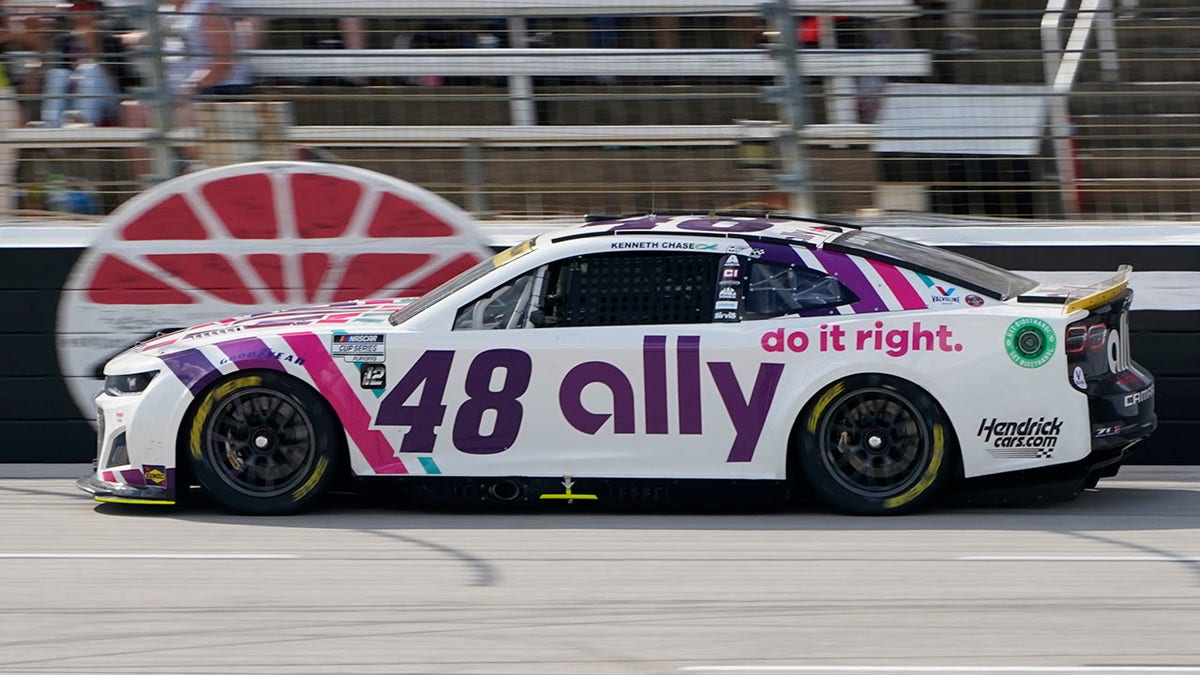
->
[795,375,957,515]
[186,371,341,515]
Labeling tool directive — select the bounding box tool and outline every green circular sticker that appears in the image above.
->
[1006,317,1056,368]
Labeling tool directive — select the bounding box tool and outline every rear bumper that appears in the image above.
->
[954,438,1143,505]
[76,474,175,505]
[1089,362,1157,452]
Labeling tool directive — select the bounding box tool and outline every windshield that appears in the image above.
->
[833,230,1038,299]
[389,238,538,325]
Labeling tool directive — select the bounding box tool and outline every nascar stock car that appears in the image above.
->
[77,213,1156,515]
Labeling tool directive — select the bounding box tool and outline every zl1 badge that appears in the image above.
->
[360,364,386,389]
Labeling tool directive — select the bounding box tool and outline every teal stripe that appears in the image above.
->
[915,272,936,288]
[418,457,441,474]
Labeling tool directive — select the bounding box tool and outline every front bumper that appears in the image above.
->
[76,473,175,505]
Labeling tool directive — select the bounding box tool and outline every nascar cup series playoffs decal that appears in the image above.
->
[1005,317,1056,368]
[57,161,492,421]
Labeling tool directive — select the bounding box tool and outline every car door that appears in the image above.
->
[355,245,861,481]
[400,246,800,480]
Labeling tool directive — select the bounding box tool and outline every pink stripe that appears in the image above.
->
[868,259,927,310]
[281,332,407,474]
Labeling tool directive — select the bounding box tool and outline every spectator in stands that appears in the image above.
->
[0,10,21,211]
[1,5,56,125]
[942,0,978,52]
[41,0,141,127]
[1,3,57,210]
[119,0,252,175]
[169,0,252,104]
[340,17,365,50]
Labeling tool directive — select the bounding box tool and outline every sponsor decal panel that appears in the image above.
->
[1006,317,1056,368]
[930,285,962,305]
[1072,366,1087,390]
[217,348,305,367]
[360,363,386,390]
[331,334,386,363]
[360,336,782,467]
[759,320,963,357]
[978,416,1062,458]
[142,465,167,485]
[1123,385,1153,408]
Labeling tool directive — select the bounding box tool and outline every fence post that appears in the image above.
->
[143,0,176,182]
[506,18,537,126]
[763,0,817,217]
[464,141,488,214]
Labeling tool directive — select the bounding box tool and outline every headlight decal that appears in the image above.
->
[104,371,159,396]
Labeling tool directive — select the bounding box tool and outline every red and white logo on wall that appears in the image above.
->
[57,161,492,420]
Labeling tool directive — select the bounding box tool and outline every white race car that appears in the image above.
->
[78,213,1156,514]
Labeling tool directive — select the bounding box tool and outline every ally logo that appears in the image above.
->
[56,161,492,422]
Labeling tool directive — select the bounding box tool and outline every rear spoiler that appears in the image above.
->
[1064,265,1132,314]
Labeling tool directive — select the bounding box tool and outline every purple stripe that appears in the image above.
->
[677,336,702,435]
[643,335,668,434]
[812,249,888,314]
[216,337,287,372]
[161,348,221,396]
[755,241,807,265]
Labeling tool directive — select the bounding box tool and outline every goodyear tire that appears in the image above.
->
[186,371,341,515]
[795,375,957,515]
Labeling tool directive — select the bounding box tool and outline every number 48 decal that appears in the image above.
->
[375,349,532,454]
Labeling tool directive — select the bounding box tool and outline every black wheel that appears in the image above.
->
[795,375,957,515]
[186,371,341,515]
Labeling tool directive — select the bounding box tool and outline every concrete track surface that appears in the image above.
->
[1,466,1198,675]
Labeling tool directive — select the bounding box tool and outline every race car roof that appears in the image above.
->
[549,212,855,246]
[546,212,1037,300]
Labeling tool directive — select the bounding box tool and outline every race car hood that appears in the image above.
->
[134,298,417,356]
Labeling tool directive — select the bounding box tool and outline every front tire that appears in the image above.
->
[795,375,957,515]
[187,371,341,515]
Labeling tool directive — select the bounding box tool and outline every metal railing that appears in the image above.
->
[3,0,1197,220]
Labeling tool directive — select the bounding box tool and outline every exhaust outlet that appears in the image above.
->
[486,480,523,502]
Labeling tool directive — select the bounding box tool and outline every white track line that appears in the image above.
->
[686,662,1200,667]
[959,556,1200,562]
[0,553,298,560]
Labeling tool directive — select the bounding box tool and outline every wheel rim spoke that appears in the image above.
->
[205,387,316,499]
[819,388,930,499]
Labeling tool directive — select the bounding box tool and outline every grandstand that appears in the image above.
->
[3,0,1197,220]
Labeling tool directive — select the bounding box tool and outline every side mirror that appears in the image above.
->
[529,309,546,327]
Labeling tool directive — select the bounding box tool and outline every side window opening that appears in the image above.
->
[536,252,720,328]
[743,261,858,319]
[453,271,537,330]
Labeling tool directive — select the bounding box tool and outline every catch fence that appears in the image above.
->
[2,0,1196,220]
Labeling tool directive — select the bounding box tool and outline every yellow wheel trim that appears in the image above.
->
[187,374,328,504]
[189,375,264,462]
[882,423,945,510]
